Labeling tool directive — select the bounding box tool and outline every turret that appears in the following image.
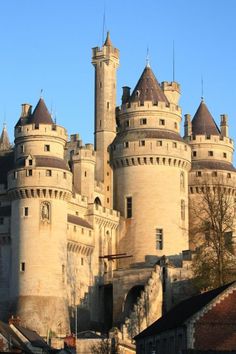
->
[8,98,72,336]
[111,65,191,265]
[0,124,11,151]
[184,114,192,138]
[92,32,119,208]
[186,100,235,250]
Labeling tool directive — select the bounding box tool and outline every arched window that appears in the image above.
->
[94,197,102,206]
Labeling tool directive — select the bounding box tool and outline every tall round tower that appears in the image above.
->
[185,100,236,249]
[111,65,191,265]
[8,99,72,336]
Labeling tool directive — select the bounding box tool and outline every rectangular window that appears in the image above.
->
[193,151,197,157]
[140,118,147,125]
[159,119,165,126]
[125,120,130,127]
[0,217,4,225]
[23,207,29,217]
[124,141,129,148]
[20,262,25,272]
[13,171,18,179]
[156,229,163,250]
[46,170,52,177]
[26,169,32,177]
[126,197,132,218]
[44,144,50,152]
[223,152,227,158]
[212,171,217,177]
[63,172,66,179]
[196,171,202,177]
[20,145,24,153]
[28,159,33,166]
[227,173,231,178]
[157,140,162,146]
[139,140,145,146]
[173,142,177,148]
[208,151,213,156]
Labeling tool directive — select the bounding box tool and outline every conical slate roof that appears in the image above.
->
[104,31,112,47]
[0,124,10,151]
[28,98,53,125]
[192,100,220,136]
[129,66,169,105]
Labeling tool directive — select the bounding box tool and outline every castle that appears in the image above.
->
[0,32,235,340]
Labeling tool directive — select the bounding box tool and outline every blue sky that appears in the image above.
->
[0,0,236,150]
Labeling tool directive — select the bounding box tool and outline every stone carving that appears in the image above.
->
[41,201,50,223]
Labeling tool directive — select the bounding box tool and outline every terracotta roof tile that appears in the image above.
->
[129,66,169,105]
[192,101,220,136]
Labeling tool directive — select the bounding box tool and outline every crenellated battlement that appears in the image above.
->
[92,45,119,63]
[88,203,120,221]
[72,144,96,162]
[8,167,72,193]
[117,100,181,116]
[15,123,67,141]
[188,133,233,146]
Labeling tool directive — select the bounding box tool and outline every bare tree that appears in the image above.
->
[190,177,236,290]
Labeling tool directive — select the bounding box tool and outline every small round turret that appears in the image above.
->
[186,100,236,250]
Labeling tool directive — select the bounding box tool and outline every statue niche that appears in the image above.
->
[41,201,50,223]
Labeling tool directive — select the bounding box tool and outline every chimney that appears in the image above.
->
[184,114,192,137]
[220,114,228,137]
[21,103,32,118]
[122,86,131,104]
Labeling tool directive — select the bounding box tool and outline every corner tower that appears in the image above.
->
[92,32,119,208]
[8,99,72,336]
[185,100,235,249]
[111,65,191,265]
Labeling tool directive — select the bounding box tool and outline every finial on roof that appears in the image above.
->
[146,47,150,68]
[40,89,43,98]
[104,31,112,46]
[201,76,204,102]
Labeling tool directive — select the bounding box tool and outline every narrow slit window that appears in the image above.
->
[126,197,132,218]
[156,229,163,250]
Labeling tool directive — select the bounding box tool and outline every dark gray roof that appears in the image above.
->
[112,129,184,144]
[77,331,104,339]
[13,324,51,350]
[15,156,70,171]
[134,282,234,340]
[28,98,53,125]
[0,151,14,184]
[67,214,92,229]
[129,66,169,105]
[0,126,11,151]
[0,321,32,353]
[191,160,236,172]
[0,206,11,217]
[192,101,220,136]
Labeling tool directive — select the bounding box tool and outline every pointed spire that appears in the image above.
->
[146,47,150,68]
[28,98,53,125]
[0,123,11,151]
[192,101,220,136]
[129,66,169,105]
[104,31,112,47]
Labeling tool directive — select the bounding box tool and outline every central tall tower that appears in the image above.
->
[92,32,119,208]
